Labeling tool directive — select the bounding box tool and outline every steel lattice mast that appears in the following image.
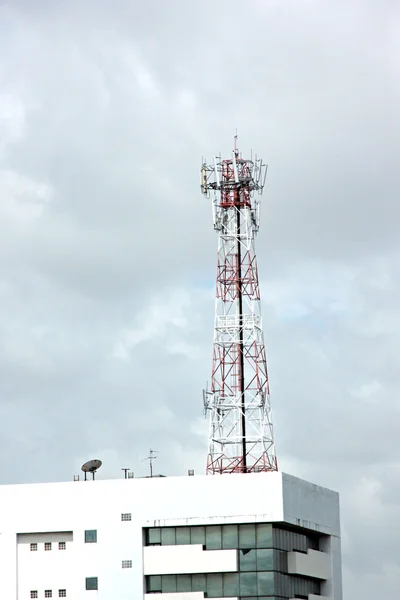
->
[201,139,278,475]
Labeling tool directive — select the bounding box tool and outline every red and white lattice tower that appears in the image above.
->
[201,139,278,474]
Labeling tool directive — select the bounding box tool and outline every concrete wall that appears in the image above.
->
[143,545,237,575]
[287,549,330,580]
[0,472,341,599]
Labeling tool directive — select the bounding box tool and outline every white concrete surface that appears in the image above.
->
[0,471,342,599]
[144,544,237,575]
[287,548,331,580]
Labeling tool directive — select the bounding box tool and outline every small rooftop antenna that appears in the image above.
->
[121,468,130,479]
[81,459,102,481]
[142,448,159,477]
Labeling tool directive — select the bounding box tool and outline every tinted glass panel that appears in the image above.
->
[206,525,222,550]
[240,548,257,571]
[147,576,161,592]
[85,577,98,591]
[192,574,206,592]
[84,530,97,543]
[257,571,274,595]
[190,526,205,546]
[176,527,190,545]
[177,575,191,592]
[222,524,238,549]
[223,573,239,596]
[257,548,274,571]
[256,523,273,548]
[239,523,256,548]
[162,575,176,593]
[274,549,287,572]
[148,528,161,545]
[206,573,223,597]
[240,572,257,596]
[161,528,176,546]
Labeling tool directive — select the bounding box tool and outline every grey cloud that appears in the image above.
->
[0,1,399,598]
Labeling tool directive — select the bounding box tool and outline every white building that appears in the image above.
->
[0,471,342,600]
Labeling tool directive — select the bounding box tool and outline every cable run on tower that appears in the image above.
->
[201,139,278,475]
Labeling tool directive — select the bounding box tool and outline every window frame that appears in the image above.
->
[30,592,38,599]
[44,542,52,551]
[85,577,98,591]
[30,542,38,551]
[58,590,66,598]
[84,529,97,544]
[59,541,66,550]
[121,513,132,521]
[44,591,53,599]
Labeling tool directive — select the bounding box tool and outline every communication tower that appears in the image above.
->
[201,138,278,474]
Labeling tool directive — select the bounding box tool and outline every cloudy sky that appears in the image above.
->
[0,0,399,596]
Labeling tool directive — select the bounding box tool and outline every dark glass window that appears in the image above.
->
[147,576,161,592]
[223,572,239,596]
[240,548,257,571]
[176,575,191,592]
[176,527,190,545]
[274,549,288,572]
[148,528,161,545]
[257,571,274,595]
[240,572,258,596]
[239,523,256,548]
[85,577,98,591]
[222,524,238,549]
[161,527,175,546]
[84,530,97,544]
[162,575,177,593]
[257,548,274,571]
[192,573,206,592]
[190,526,205,546]
[206,525,222,550]
[206,573,223,597]
[256,523,273,548]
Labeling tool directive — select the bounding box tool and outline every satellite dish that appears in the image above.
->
[81,459,102,480]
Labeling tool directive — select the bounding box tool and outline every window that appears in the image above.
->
[59,541,66,550]
[223,573,239,596]
[121,513,131,521]
[162,575,176,593]
[161,527,175,546]
[148,528,161,545]
[190,526,205,546]
[206,573,223,597]
[86,577,98,591]
[240,572,257,596]
[122,560,132,568]
[44,542,52,551]
[222,524,238,549]
[205,525,222,550]
[256,523,273,548]
[177,574,191,592]
[30,543,38,551]
[176,527,190,545]
[239,523,256,548]
[147,575,162,592]
[240,548,257,571]
[58,591,66,598]
[45,592,52,598]
[84,530,97,543]
[30,593,38,599]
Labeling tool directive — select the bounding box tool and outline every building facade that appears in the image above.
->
[0,472,342,600]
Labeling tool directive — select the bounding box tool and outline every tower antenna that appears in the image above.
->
[200,141,277,474]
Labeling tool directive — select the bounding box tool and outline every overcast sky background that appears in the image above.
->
[0,0,399,597]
